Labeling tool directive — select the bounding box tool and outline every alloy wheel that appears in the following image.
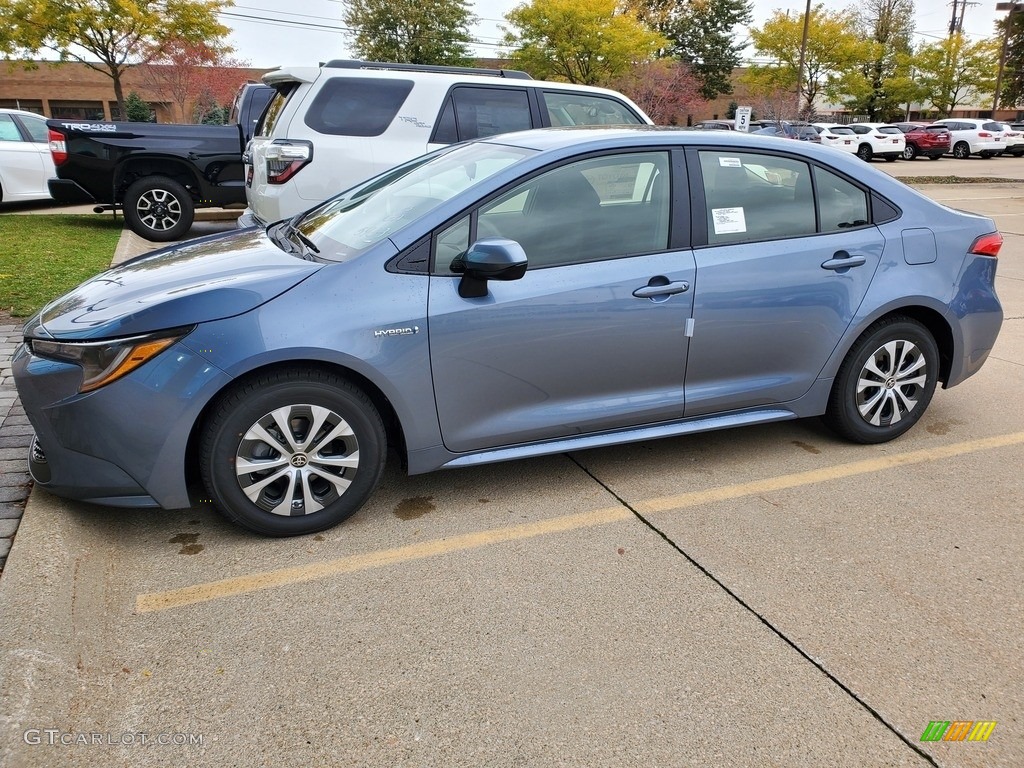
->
[855,339,928,427]
[136,188,183,232]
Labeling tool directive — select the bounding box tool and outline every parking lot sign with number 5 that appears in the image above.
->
[736,107,752,133]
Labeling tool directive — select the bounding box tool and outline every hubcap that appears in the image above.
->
[136,189,182,231]
[235,404,359,516]
[856,340,928,427]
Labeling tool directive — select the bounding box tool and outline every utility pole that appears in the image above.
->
[950,0,960,36]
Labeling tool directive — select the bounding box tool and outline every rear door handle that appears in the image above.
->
[821,251,866,271]
[633,281,689,298]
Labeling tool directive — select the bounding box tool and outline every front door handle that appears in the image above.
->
[821,251,867,271]
[633,280,690,299]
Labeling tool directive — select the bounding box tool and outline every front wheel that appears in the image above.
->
[823,317,938,444]
[902,144,918,160]
[200,370,387,536]
[123,176,194,241]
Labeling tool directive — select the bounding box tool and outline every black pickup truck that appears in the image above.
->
[46,84,273,241]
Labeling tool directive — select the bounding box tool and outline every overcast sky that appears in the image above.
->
[221,1,1001,69]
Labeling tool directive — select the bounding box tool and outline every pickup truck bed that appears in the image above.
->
[47,120,247,241]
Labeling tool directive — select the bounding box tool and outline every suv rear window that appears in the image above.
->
[982,122,1003,131]
[257,83,298,138]
[304,78,414,137]
[542,91,642,126]
[876,126,901,134]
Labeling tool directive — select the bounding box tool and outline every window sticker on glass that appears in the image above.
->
[718,157,743,168]
[712,207,746,234]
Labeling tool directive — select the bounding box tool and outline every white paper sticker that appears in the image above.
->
[718,157,742,167]
[712,207,746,234]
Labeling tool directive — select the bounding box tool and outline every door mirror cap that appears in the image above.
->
[456,238,528,298]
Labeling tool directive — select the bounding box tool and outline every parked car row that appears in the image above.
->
[691,116,1024,163]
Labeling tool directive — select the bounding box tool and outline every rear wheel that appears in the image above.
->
[929,154,942,160]
[902,144,918,160]
[952,141,971,159]
[123,176,194,241]
[200,370,387,536]
[823,317,938,444]
[884,155,898,162]
[856,144,873,162]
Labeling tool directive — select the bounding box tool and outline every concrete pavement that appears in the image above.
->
[0,177,1021,767]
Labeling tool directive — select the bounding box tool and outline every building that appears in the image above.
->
[0,59,271,122]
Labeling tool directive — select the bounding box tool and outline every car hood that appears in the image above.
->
[30,229,323,340]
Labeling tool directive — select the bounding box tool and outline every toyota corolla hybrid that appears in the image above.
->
[13,127,1003,536]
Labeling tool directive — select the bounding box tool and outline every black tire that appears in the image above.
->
[902,144,918,160]
[929,154,942,160]
[884,155,898,162]
[952,142,971,159]
[856,144,873,162]
[123,176,194,241]
[200,369,387,536]
[823,317,939,444]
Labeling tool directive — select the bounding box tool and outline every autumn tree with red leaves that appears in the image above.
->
[606,60,704,125]
[142,39,252,122]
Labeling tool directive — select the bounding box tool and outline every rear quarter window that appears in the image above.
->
[304,78,414,137]
[257,83,299,138]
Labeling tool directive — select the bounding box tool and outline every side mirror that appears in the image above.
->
[454,238,528,298]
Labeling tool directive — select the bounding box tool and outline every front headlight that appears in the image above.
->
[29,326,194,393]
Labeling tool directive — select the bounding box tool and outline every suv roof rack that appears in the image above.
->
[322,59,533,80]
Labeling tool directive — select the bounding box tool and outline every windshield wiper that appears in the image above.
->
[291,229,320,254]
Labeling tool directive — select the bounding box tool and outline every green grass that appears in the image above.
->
[0,215,122,317]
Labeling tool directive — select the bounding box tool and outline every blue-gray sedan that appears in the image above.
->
[13,127,1004,535]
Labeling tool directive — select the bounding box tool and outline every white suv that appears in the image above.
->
[931,119,1005,159]
[846,123,906,162]
[241,60,653,227]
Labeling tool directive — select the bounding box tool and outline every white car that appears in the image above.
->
[931,119,1005,159]
[812,124,859,154]
[0,107,55,204]
[997,123,1024,156]
[241,60,653,227]
[846,123,906,162]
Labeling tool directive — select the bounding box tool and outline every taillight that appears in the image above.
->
[265,140,312,185]
[978,131,992,138]
[48,129,67,165]
[969,232,1002,258]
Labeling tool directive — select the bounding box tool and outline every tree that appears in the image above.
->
[343,0,475,66]
[502,0,666,85]
[915,34,999,117]
[0,0,231,119]
[745,6,867,118]
[606,60,704,124]
[631,0,753,101]
[997,10,1024,109]
[142,39,249,123]
[123,90,152,121]
[844,0,916,121]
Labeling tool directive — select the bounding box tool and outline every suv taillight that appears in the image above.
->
[969,232,1002,258]
[48,129,67,165]
[978,131,993,138]
[265,140,312,184]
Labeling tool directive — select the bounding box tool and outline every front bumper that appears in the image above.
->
[12,339,232,510]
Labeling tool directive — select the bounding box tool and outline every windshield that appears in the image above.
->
[294,142,535,261]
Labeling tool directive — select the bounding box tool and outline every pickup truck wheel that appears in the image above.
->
[124,177,194,242]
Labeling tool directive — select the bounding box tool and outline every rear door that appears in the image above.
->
[684,148,885,416]
[0,113,51,199]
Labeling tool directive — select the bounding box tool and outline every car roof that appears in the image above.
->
[0,107,45,118]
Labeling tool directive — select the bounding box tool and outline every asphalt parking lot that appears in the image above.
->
[1,159,1022,767]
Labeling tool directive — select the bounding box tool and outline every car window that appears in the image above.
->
[449,87,532,141]
[850,125,870,134]
[924,126,948,134]
[304,77,413,137]
[441,151,670,273]
[831,127,854,135]
[698,150,816,245]
[814,166,869,233]
[542,91,642,127]
[16,114,48,143]
[876,126,901,135]
[0,114,23,142]
[982,122,1003,132]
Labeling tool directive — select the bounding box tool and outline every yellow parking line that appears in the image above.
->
[135,431,1024,614]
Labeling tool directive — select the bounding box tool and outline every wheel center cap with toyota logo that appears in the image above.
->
[290,454,309,468]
